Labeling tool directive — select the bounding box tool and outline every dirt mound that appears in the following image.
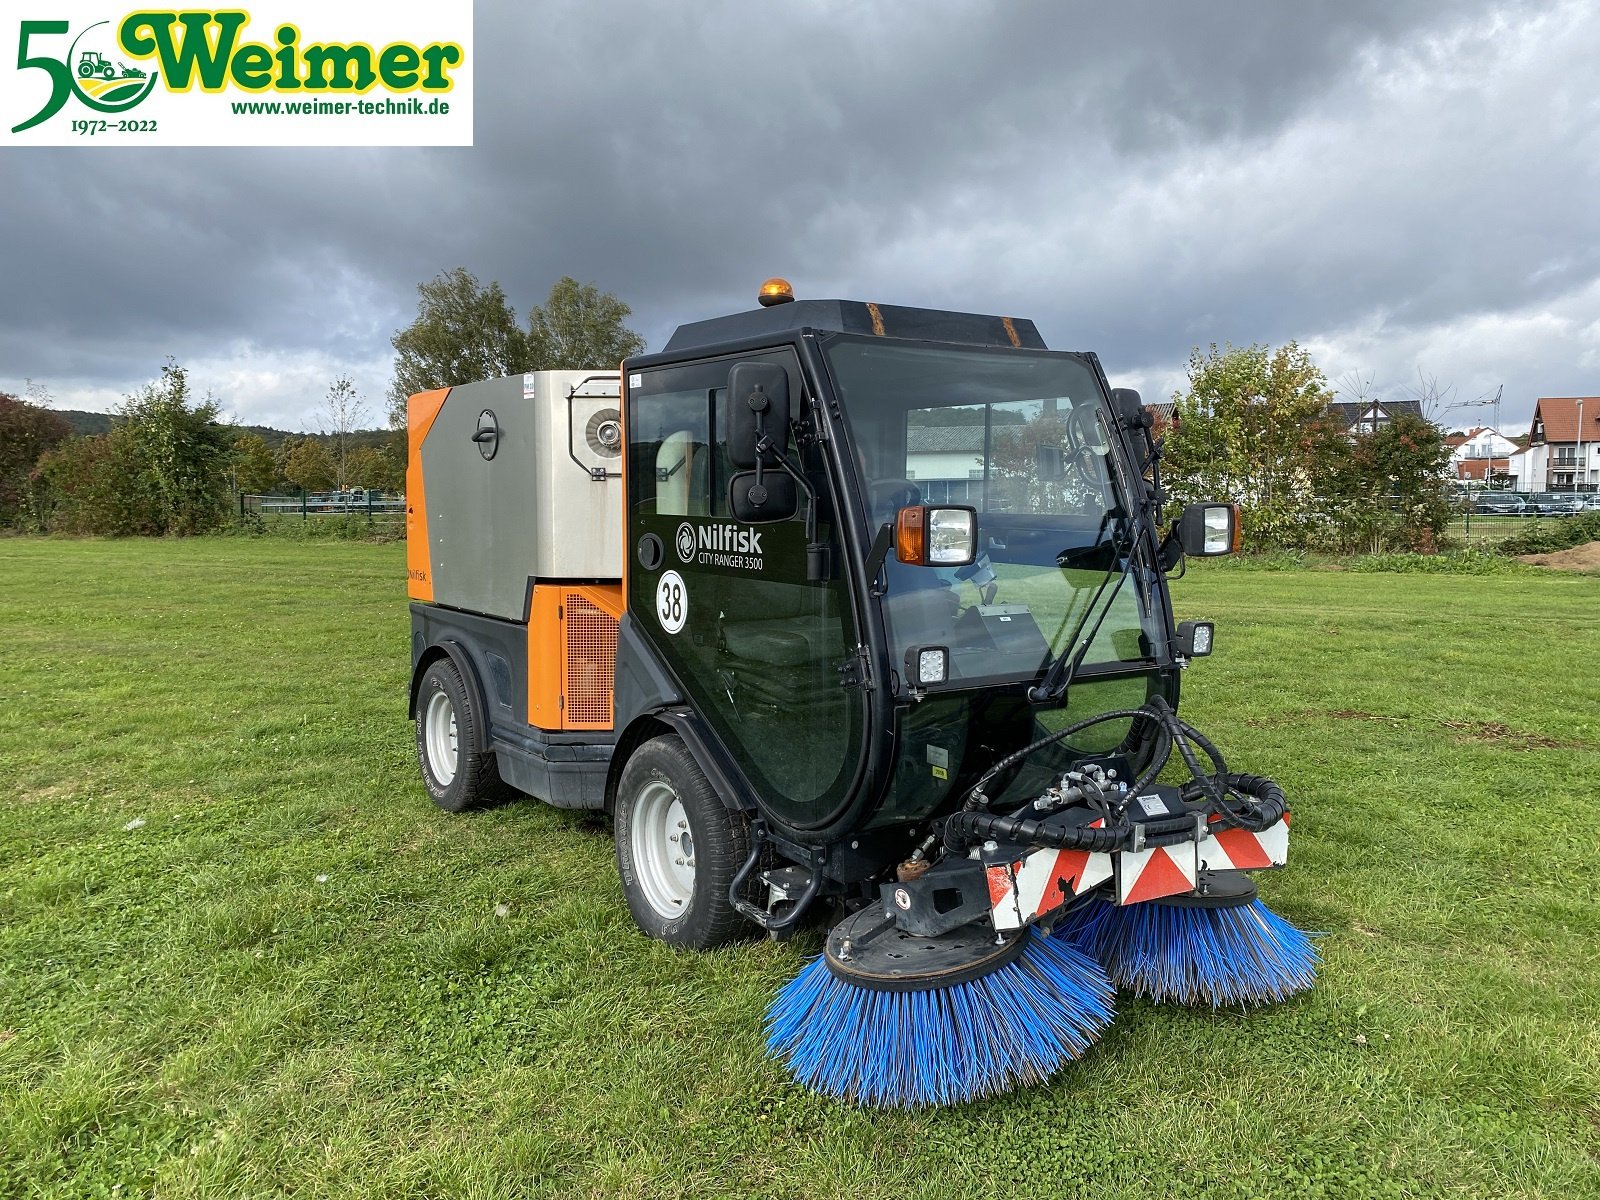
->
[1516,540,1600,571]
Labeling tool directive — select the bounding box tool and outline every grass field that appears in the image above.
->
[2,539,1598,1199]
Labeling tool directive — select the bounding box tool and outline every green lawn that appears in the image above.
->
[2,539,1597,1199]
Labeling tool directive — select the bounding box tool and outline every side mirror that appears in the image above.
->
[727,362,791,469]
[728,470,799,523]
[896,505,977,567]
[1174,502,1240,557]
[1110,387,1146,428]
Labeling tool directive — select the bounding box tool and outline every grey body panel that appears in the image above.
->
[419,372,623,621]
[420,376,539,620]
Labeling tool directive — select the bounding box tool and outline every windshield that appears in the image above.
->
[825,337,1157,688]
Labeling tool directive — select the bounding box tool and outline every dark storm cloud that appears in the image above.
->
[2,0,1595,428]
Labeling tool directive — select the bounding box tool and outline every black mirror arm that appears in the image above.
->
[864,522,894,596]
[758,444,830,581]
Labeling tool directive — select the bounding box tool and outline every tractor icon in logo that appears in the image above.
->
[675,522,696,564]
[67,22,159,112]
[77,51,147,82]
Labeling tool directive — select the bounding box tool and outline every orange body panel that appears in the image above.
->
[527,583,625,732]
[405,388,451,601]
[527,587,565,730]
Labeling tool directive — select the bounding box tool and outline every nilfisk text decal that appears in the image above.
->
[3,3,472,145]
[675,520,765,571]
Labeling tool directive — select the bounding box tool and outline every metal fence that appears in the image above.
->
[240,491,405,520]
[1447,511,1577,547]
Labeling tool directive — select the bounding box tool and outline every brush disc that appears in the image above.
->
[1056,875,1317,1007]
[765,908,1115,1108]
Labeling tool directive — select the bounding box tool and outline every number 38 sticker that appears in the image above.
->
[655,570,688,634]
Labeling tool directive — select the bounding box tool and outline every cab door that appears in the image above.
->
[626,350,865,832]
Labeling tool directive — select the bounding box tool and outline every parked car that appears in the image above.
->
[1473,492,1528,514]
[1528,492,1584,515]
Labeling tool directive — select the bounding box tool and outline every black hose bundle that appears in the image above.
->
[941,696,1286,855]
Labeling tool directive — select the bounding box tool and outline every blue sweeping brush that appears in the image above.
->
[1056,874,1317,1008]
[765,909,1115,1108]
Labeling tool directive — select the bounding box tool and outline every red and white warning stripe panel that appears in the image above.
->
[1116,840,1198,906]
[1198,814,1290,873]
[987,843,1114,932]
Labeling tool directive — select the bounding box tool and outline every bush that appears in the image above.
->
[31,362,232,536]
[0,394,72,529]
[1496,513,1600,556]
[33,430,165,535]
[221,513,403,543]
[1349,548,1531,575]
[1193,549,1309,571]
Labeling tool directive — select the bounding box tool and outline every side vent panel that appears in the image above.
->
[563,592,618,730]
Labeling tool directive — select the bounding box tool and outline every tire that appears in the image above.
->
[614,735,753,949]
[415,655,511,812]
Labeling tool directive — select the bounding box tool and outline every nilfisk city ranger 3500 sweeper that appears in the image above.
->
[406,279,1315,1108]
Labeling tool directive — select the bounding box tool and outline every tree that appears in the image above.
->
[1406,368,1456,422]
[1327,413,1454,553]
[1162,343,1346,551]
[344,445,405,493]
[388,268,530,423]
[322,375,370,490]
[114,361,233,535]
[387,269,647,424]
[282,437,336,492]
[233,433,279,493]
[0,392,71,528]
[526,276,646,371]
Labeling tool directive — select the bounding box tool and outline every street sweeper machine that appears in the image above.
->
[405,279,1317,1107]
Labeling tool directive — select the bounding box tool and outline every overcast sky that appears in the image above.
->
[4,0,1598,433]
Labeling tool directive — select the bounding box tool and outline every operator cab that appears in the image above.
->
[620,285,1214,894]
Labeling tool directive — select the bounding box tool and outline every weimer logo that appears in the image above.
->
[5,5,473,146]
[11,18,161,131]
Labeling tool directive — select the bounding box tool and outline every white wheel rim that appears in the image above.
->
[424,690,458,786]
[631,780,695,917]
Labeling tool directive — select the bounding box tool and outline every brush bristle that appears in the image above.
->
[1056,896,1317,1007]
[764,928,1114,1108]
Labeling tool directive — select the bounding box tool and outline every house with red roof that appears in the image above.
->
[1447,426,1518,485]
[1507,398,1600,492]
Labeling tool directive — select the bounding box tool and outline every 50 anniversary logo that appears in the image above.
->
[5,5,473,146]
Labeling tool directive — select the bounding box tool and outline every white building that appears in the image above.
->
[1508,397,1600,492]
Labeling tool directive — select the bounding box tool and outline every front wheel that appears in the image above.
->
[614,735,753,949]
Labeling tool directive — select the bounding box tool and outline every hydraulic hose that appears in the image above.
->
[942,807,1197,855]
[1181,772,1287,833]
[944,696,1289,853]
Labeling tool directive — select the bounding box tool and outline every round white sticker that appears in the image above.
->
[655,570,688,634]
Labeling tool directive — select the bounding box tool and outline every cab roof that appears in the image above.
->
[662,299,1048,354]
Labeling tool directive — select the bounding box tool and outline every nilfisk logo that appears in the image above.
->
[675,521,765,571]
[3,4,473,146]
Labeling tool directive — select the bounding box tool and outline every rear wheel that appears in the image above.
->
[415,656,511,812]
[614,735,752,948]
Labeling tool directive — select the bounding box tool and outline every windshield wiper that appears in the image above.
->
[1027,511,1135,704]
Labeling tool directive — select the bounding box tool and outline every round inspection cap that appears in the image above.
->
[824,905,1026,993]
